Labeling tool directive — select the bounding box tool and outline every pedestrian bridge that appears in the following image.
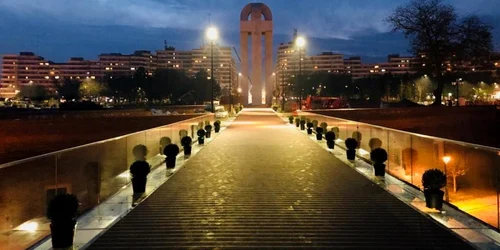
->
[77,108,475,249]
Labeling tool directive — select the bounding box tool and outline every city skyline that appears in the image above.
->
[0,0,498,63]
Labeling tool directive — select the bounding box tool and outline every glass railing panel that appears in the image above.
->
[444,141,499,228]
[409,135,443,189]
[386,130,412,183]
[0,155,56,249]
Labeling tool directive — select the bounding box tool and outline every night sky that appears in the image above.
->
[0,0,498,63]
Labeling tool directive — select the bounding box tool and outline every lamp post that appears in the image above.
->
[452,78,463,106]
[442,156,451,202]
[206,27,218,113]
[296,36,305,110]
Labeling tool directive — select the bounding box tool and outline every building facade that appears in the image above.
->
[0,47,236,98]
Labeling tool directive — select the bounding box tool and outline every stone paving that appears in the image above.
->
[88,108,475,249]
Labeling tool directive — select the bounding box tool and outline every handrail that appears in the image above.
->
[0,114,213,170]
[302,111,500,153]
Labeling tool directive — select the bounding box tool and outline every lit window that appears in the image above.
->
[105,67,110,70]
[87,72,90,75]
[45,63,49,66]
[173,53,176,55]
[55,76,60,79]
[115,63,119,66]
[45,76,49,79]
[77,76,80,79]
[39,63,44,65]
[374,65,379,69]
[29,80,33,84]
[110,63,113,66]
[26,76,29,79]
[370,70,374,73]
[173,57,175,59]
[422,64,426,67]
[86,76,90,79]
[50,71,54,75]
[207,69,211,71]
[91,76,96,79]
[25,67,29,70]
[220,64,224,67]
[13,62,16,65]
[131,67,136,70]
[203,56,207,59]
[381,69,386,72]
[401,60,405,63]
[12,76,15,79]
[168,61,171,63]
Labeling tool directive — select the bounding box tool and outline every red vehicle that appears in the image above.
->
[304,96,349,110]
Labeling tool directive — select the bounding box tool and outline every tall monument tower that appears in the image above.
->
[240,3,273,105]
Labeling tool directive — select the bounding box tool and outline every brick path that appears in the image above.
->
[88,108,474,249]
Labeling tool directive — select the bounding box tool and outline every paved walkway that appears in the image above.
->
[88,108,474,249]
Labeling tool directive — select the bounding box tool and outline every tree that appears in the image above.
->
[53,78,81,101]
[108,76,139,104]
[18,85,50,102]
[79,79,105,98]
[387,0,493,105]
[192,70,220,104]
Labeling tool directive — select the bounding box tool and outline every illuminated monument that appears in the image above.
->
[240,3,273,105]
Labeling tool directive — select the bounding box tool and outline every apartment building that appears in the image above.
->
[156,45,237,91]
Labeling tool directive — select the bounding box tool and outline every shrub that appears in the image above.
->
[422,169,446,190]
[289,116,294,123]
[316,127,323,134]
[300,119,306,125]
[369,138,383,151]
[47,194,79,222]
[163,144,180,157]
[312,120,318,128]
[198,122,204,130]
[214,120,221,126]
[306,122,314,128]
[272,105,278,111]
[205,120,210,126]
[295,118,300,124]
[205,124,213,132]
[132,144,148,161]
[130,160,150,179]
[306,118,311,123]
[345,138,358,150]
[197,129,206,137]
[331,127,340,139]
[325,131,336,141]
[159,137,171,155]
[320,122,328,131]
[300,115,306,120]
[370,148,388,163]
[181,136,192,147]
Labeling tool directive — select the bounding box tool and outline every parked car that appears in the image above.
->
[215,106,228,118]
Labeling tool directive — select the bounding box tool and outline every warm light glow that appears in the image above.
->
[237,87,242,93]
[18,222,38,232]
[118,172,130,178]
[272,72,276,76]
[296,36,306,48]
[442,156,451,164]
[206,27,218,41]
[238,72,242,76]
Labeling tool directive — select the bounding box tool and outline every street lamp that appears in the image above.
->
[452,78,463,106]
[206,26,218,113]
[296,36,305,110]
[442,156,451,202]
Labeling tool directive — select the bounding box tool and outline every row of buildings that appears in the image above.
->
[1,42,499,99]
[0,45,237,98]
[275,40,500,83]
